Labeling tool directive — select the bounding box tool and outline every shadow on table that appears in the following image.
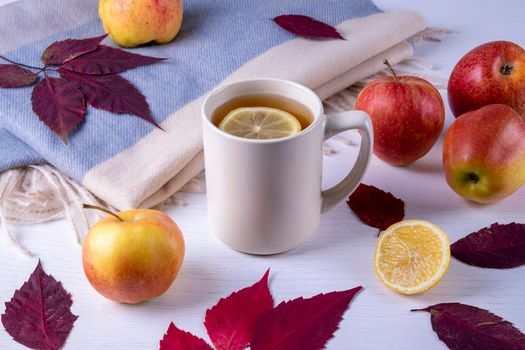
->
[394,259,508,307]
[404,157,443,174]
[121,263,218,313]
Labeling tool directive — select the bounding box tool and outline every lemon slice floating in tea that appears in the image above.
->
[374,220,450,295]
[218,107,302,139]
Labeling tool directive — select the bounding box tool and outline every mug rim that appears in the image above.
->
[201,78,324,144]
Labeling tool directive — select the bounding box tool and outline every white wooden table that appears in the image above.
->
[1,1,524,349]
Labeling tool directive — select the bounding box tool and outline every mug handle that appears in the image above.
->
[321,110,374,213]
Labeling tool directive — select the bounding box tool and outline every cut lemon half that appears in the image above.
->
[374,220,450,295]
[218,107,302,139]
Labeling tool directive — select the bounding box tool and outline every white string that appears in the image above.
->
[0,170,34,256]
[31,165,82,245]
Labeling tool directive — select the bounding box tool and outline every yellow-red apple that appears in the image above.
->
[99,0,183,48]
[448,41,525,118]
[82,207,185,304]
[443,104,525,204]
[355,61,445,166]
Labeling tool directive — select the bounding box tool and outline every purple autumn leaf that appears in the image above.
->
[61,45,165,75]
[41,34,108,65]
[31,76,86,144]
[273,15,345,40]
[0,64,38,88]
[451,222,525,269]
[1,261,78,350]
[59,68,162,129]
[412,303,525,350]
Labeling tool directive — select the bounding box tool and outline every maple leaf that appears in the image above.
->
[412,303,525,350]
[31,77,86,144]
[273,15,345,40]
[0,64,38,88]
[41,34,108,65]
[61,45,165,75]
[160,323,214,350]
[1,261,78,350]
[204,269,273,350]
[59,68,162,129]
[451,222,525,269]
[347,183,405,232]
[251,286,363,350]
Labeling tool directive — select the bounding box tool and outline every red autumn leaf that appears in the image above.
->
[59,68,161,129]
[41,34,108,65]
[204,269,273,350]
[31,76,85,144]
[347,183,405,231]
[251,286,363,350]
[160,323,214,350]
[412,303,525,350]
[1,261,78,350]
[273,15,345,40]
[0,64,38,88]
[61,45,165,75]
[451,222,525,269]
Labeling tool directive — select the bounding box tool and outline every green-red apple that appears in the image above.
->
[99,0,183,48]
[83,207,185,304]
[355,61,445,166]
[443,104,525,204]
[448,41,525,118]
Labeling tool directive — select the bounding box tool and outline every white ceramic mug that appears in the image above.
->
[202,78,373,255]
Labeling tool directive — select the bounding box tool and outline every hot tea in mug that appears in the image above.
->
[212,94,313,139]
[202,78,373,254]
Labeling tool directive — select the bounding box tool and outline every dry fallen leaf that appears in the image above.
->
[412,302,525,350]
[1,261,78,350]
[273,14,345,40]
[451,222,525,269]
[347,183,405,232]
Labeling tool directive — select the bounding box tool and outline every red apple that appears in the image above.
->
[83,206,185,304]
[448,41,525,118]
[443,104,525,204]
[355,61,445,166]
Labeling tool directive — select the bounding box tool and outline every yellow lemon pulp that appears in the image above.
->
[374,220,450,295]
[218,107,302,139]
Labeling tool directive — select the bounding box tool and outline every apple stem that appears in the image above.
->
[83,204,124,222]
[383,59,399,82]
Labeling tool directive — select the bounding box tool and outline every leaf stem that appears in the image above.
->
[82,204,124,222]
[36,65,47,75]
[383,59,399,82]
[0,54,43,71]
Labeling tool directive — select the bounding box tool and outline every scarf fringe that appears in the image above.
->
[407,27,457,43]
[0,165,110,255]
